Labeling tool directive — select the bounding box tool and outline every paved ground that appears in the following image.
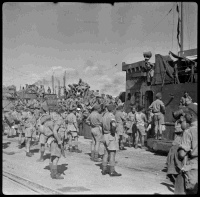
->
[3,176,38,195]
[2,134,174,194]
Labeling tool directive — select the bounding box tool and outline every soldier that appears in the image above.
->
[16,107,26,149]
[149,92,165,140]
[134,105,147,149]
[24,105,37,157]
[4,107,15,138]
[48,116,66,179]
[115,104,126,150]
[86,104,103,162]
[175,103,198,194]
[101,104,122,176]
[36,104,51,161]
[179,91,192,107]
[125,105,137,147]
[76,107,83,136]
[143,51,154,84]
[66,106,82,153]
[47,87,51,94]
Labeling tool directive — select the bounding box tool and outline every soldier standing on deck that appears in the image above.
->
[101,104,122,176]
[86,104,103,162]
[179,91,192,107]
[149,92,165,140]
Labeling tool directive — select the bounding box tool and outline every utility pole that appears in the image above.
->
[52,74,54,94]
[58,79,61,98]
[63,71,66,88]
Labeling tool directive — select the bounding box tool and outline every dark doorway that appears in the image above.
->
[145,91,153,109]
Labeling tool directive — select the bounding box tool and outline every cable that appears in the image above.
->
[139,5,174,46]
[93,4,175,72]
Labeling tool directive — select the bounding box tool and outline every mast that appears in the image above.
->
[180,2,184,54]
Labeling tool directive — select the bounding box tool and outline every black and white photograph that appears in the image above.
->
[3,2,197,194]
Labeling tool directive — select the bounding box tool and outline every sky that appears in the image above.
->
[3,2,197,96]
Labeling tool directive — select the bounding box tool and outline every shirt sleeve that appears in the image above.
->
[98,114,103,123]
[120,112,126,121]
[142,113,147,122]
[179,130,192,152]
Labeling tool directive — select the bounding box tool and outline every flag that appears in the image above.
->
[176,4,181,49]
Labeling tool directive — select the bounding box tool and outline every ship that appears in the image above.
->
[121,2,197,153]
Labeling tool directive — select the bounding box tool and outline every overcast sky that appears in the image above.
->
[3,2,197,96]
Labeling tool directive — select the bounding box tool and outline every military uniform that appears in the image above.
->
[23,107,36,157]
[175,104,198,194]
[149,94,165,139]
[115,108,126,150]
[134,109,147,149]
[36,104,53,161]
[101,104,121,176]
[66,109,81,152]
[125,110,137,147]
[86,105,102,161]
[4,110,15,138]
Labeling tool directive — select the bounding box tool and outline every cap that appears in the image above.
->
[137,105,144,112]
[143,51,152,60]
[116,104,123,110]
[156,92,162,99]
[187,103,198,116]
[107,104,116,112]
[93,104,101,111]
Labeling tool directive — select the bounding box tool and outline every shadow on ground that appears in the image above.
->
[160,182,174,193]
[57,186,90,193]
[30,148,40,154]
[145,149,168,156]
[3,142,11,149]
[44,163,68,175]
[43,153,51,161]
[85,152,104,159]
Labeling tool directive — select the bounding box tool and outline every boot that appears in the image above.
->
[109,166,122,177]
[69,146,73,152]
[90,151,95,161]
[74,146,82,153]
[18,144,22,149]
[51,165,64,179]
[134,144,138,149]
[49,163,53,176]
[36,151,44,162]
[26,152,32,157]
[93,152,102,162]
[140,136,145,149]
[101,165,109,175]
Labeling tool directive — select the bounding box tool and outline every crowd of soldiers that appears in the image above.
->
[2,83,198,193]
